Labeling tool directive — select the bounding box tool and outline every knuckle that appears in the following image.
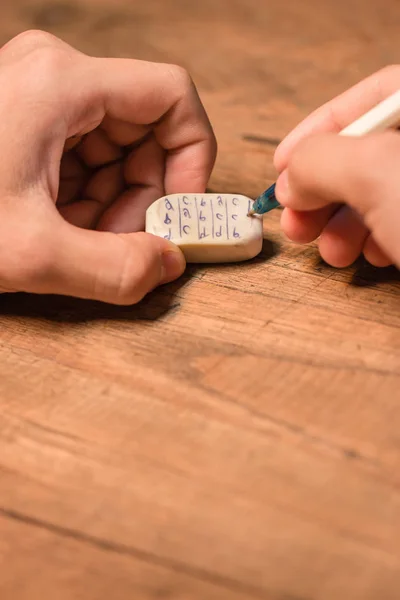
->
[20,47,65,100]
[4,31,67,89]
[168,64,193,93]
[113,234,156,305]
[115,268,146,305]
[11,29,59,50]
[0,32,68,103]
[27,44,64,76]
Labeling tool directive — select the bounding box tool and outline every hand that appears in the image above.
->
[273,66,400,269]
[0,30,216,303]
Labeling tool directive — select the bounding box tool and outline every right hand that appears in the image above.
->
[273,66,400,269]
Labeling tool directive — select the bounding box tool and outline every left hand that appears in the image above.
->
[0,30,217,304]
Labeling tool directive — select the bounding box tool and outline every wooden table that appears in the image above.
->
[1,1,399,598]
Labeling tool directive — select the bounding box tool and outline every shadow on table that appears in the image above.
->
[0,277,189,325]
[0,239,278,324]
[350,261,400,288]
[315,255,400,288]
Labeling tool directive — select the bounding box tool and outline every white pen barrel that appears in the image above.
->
[340,89,400,137]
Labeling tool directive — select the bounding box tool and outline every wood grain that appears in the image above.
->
[0,1,400,598]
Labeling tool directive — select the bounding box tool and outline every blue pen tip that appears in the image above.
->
[250,183,280,215]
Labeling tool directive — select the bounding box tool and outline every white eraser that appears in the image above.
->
[145,193,263,263]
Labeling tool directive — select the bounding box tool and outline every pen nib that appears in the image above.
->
[250,183,280,215]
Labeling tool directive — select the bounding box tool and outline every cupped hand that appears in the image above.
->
[0,31,217,303]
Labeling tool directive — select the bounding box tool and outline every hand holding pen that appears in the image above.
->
[251,68,400,269]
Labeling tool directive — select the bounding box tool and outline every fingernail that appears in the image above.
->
[275,169,291,205]
[160,242,186,284]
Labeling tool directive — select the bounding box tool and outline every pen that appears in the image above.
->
[248,88,400,215]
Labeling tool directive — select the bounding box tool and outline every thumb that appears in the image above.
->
[276,131,400,267]
[20,219,186,304]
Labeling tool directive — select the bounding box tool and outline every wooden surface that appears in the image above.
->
[1,1,400,598]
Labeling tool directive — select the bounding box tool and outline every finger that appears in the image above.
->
[59,199,100,229]
[57,152,87,205]
[280,204,340,244]
[64,135,83,151]
[0,39,217,200]
[363,234,392,267]
[76,59,217,193]
[274,65,400,171]
[60,151,86,181]
[59,163,124,229]
[77,128,122,167]
[97,188,156,234]
[11,215,186,304]
[53,225,186,304]
[100,115,150,147]
[318,205,369,268]
[0,30,76,64]
[97,135,165,233]
[57,179,83,206]
[276,131,400,267]
[86,163,124,206]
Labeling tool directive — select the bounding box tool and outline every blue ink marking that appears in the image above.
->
[165,199,174,211]
[199,211,206,221]
[201,198,207,207]
[182,196,190,206]
[194,196,200,240]
[232,197,239,206]
[183,225,190,235]
[216,213,223,220]
[233,227,240,238]
[216,226,222,237]
[225,199,229,239]
[178,197,182,237]
[232,214,238,220]
[164,228,172,240]
[210,198,215,238]
[248,199,252,213]
[164,213,172,225]
[183,208,191,219]
[200,227,209,239]
[217,195,223,207]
